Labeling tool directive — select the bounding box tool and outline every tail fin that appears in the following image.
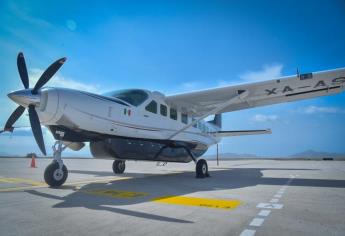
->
[208,114,222,128]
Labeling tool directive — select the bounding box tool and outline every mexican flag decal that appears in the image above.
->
[124,108,131,116]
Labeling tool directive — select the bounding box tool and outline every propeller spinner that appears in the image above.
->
[1,52,67,155]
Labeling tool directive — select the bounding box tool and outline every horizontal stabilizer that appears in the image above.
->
[213,129,271,138]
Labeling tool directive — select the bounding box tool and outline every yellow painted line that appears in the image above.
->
[0,177,44,186]
[153,196,241,210]
[0,185,47,192]
[65,176,132,186]
[83,189,148,199]
[0,176,132,193]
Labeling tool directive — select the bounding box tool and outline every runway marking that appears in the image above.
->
[84,189,148,198]
[257,203,283,209]
[0,176,131,193]
[239,229,256,236]
[239,176,295,236]
[270,198,279,203]
[249,218,265,227]
[153,196,241,210]
[0,177,43,186]
[258,210,271,217]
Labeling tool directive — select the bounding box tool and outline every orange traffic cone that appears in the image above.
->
[30,154,36,168]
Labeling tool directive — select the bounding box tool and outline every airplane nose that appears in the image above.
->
[7,90,23,103]
[7,89,40,107]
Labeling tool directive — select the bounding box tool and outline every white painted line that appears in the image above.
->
[257,203,283,209]
[239,229,256,236]
[274,194,282,198]
[250,218,265,227]
[270,198,279,203]
[258,210,271,217]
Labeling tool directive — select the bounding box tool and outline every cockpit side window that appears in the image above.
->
[145,100,157,114]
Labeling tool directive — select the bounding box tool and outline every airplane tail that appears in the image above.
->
[208,114,222,128]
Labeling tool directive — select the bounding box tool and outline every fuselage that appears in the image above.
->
[29,87,221,162]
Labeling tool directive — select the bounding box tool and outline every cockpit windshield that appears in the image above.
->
[103,89,148,106]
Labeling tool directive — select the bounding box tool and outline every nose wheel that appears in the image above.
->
[113,160,126,174]
[44,161,68,187]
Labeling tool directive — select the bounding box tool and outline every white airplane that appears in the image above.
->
[1,52,345,187]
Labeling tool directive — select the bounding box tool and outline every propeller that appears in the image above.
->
[1,52,67,155]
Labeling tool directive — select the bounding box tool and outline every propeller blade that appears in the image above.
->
[17,52,29,89]
[28,105,46,155]
[4,106,25,131]
[32,57,66,94]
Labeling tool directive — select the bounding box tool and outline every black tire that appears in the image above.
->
[196,159,209,178]
[44,161,68,187]
[113,160,126,174]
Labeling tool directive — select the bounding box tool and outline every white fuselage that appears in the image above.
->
[37,87,221,149]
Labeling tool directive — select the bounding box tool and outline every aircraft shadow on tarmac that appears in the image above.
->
[26,167,345,223]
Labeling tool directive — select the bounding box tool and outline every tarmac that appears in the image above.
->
[0,157,345,236]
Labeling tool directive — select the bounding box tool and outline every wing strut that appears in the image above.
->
[167,90,249,140]
[213,129,272,138]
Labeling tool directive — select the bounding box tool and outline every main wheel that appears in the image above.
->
[44,161,68,187]
[113,160,126,174]
[196,159,209,178]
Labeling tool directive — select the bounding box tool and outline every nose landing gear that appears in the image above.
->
[44,140,68,187]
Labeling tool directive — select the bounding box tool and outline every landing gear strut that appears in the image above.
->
[44,140,68,187]
[113,160,126,174]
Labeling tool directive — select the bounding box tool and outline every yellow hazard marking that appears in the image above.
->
[84,189,148,198]
[0,177,43,186]
[0,177,132,193]
[152,196,241,210]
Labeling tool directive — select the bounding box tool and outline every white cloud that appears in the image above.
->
[250,114,278,123]
[303,106,345,114]
[216,64,284,87]
[29,68,101,93]
[239,64,283,83]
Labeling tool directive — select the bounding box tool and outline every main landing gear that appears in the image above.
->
[196,159,210,178]
[154,144,210,178]
[184,147,210,178]
[44,140,68,187]
[113,160,126,174]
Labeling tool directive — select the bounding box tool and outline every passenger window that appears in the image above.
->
[160,104,167,116]
[170,108,177,120]
[145,100,157,114]
[192,118,197,128]
[199,122,205,132]
[181,113,188,124]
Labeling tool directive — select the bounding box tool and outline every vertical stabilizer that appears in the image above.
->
[208,114,222,128]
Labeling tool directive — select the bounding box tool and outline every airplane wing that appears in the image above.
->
[165,68,345,116]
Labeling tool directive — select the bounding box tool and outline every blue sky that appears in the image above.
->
[0,0,345,157]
